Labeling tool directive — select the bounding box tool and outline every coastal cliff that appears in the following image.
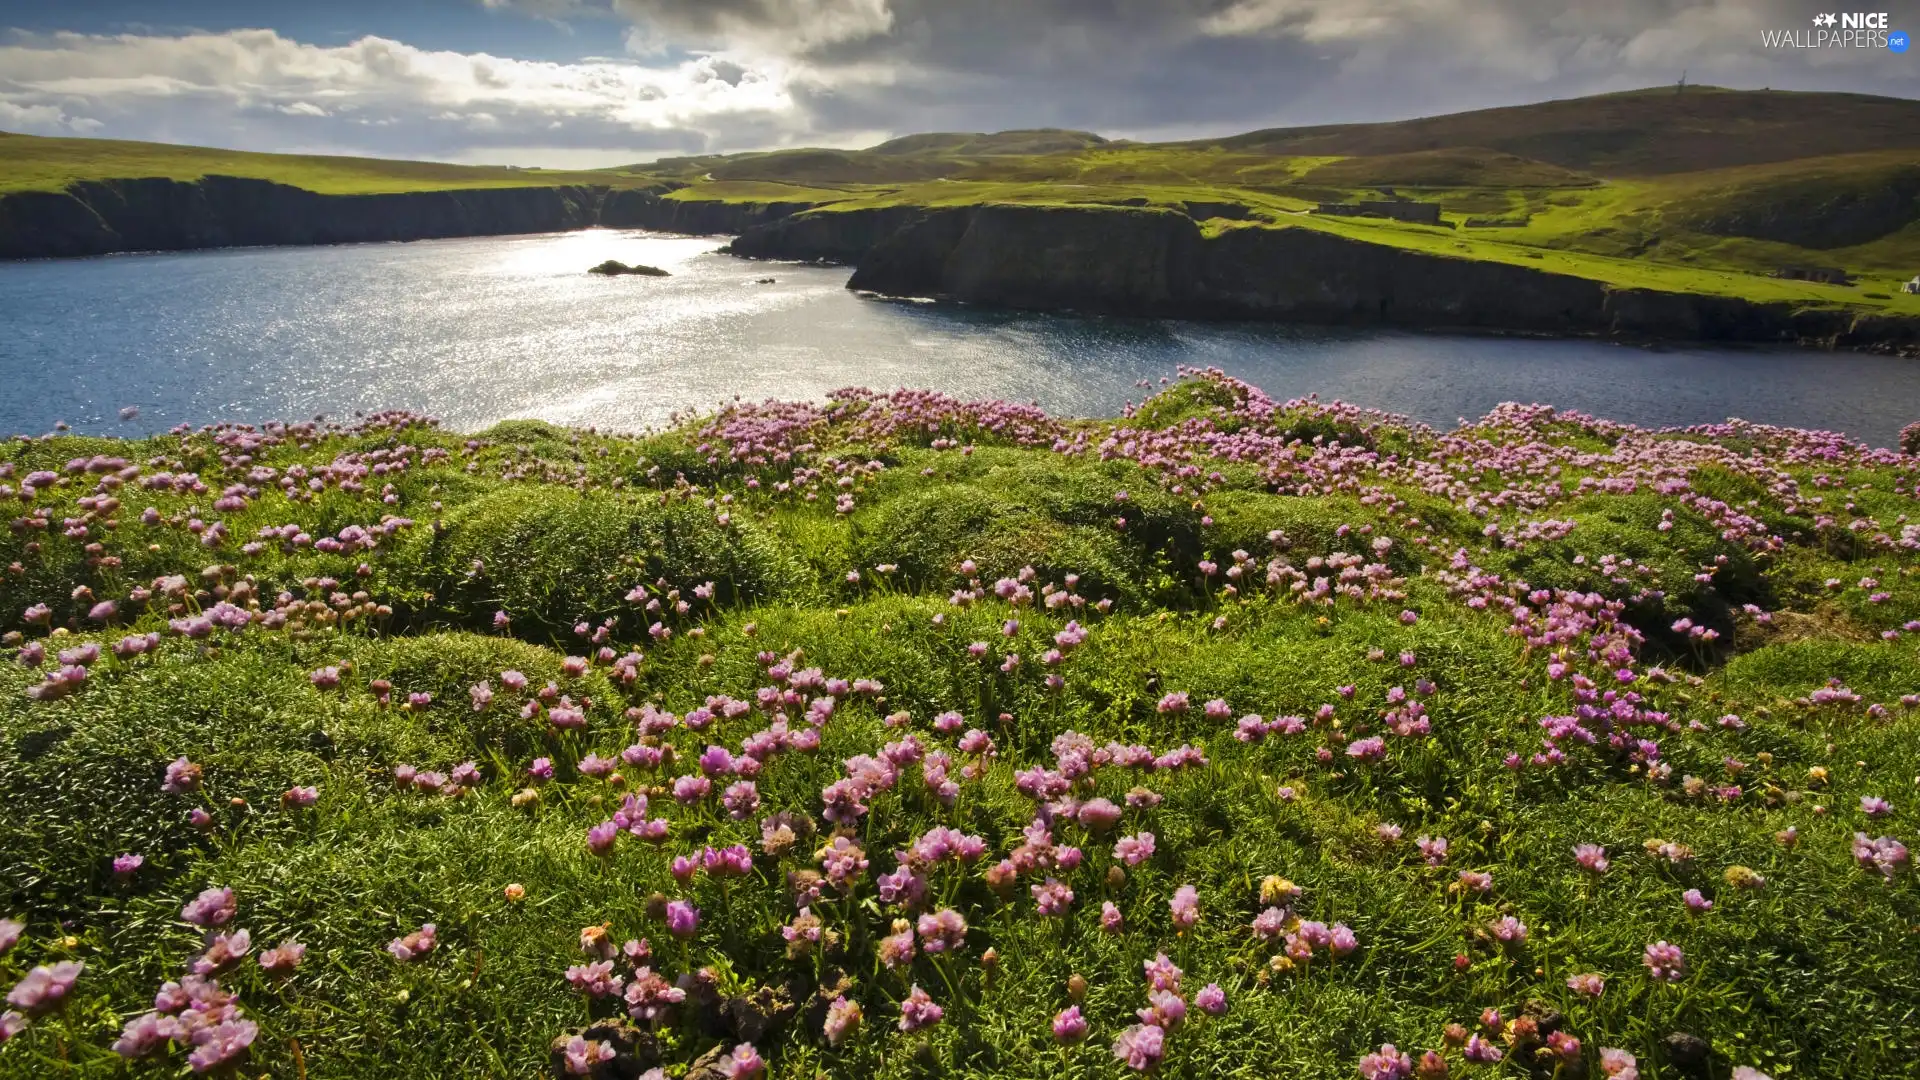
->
[0,176,815,260]
[730,203,1920,351]
[6,175,1916,350]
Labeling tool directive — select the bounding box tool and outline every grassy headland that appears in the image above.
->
[2,372,1920,1078]
[6,87,1920,318]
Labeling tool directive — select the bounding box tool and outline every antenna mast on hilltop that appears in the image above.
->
[1676,70,1687,94]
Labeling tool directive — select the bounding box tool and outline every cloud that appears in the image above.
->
[0,27,816,163]
[0,2,1912,165]
[585,0,1920,147]
[613,0,895,52]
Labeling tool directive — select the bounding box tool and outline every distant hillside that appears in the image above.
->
[866,128,1107,156]
[1201,87,1920,176]
[639,129,1109,185]
[0,131,652,195]
[1299,148,1597,189]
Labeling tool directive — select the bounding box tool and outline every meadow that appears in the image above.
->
[2,372,1919,1079]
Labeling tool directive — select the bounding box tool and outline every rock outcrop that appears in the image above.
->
[588,260,670,277]
[724,202,1920,350]
[0,176,819,260]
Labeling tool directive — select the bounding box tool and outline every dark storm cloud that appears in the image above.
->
[610,0,1920,136]
[0,2,1911,165]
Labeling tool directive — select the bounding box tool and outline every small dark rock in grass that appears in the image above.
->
[723,984,797,1043]
[588,259,670,277]
[1663,1032,1714,1077]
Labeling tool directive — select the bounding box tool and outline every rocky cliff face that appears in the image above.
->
[727,202,1918,350]
[0,177,817,260]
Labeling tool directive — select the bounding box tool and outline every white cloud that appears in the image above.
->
[0,27,819,163]
[0,97,102,133]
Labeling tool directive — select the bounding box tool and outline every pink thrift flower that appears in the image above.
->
[6,962,82,1015]
[1169,885,1200,930]
[898,985,944,1032]
[1053,1005,1088,1043]
[181,887,236,928]
[388,923,437,962]
[1573,843,1610,874]
[1643,940,1686,981]
[666,900,700,939]
[1112,1023,1165,1072]
[824,996,863,1046]
[1360,1043,1414,1080]
[1195,983,1228,1015]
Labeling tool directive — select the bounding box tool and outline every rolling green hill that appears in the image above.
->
[0,131,659,195]
[5,87,1920,316]
[1198,86,1920,175]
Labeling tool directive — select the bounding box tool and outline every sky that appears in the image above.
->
[0,1,1915,168]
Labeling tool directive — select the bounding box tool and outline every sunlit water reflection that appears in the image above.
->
[3,228,1916,444]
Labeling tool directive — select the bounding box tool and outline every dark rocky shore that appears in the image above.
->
[727,203,1920,354]
[4,175,1915,352]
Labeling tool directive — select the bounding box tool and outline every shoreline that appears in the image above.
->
[3,175,1917,356]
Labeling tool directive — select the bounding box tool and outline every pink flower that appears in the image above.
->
[666,900,700,939]
[191,929,252,976]
[1573,843,1610,874]
[1031,878,1074,916]
[1142,952,1182,992]
[181,887,236,928]
[1076,798,1123,833]
[161,757,203,794]
[1169,885,1200,930]
[722,1043,765,1079]
[1853,833,1911,878]
[1566,972,1605,998]
[563,1036,615,1075]
[1113,832,1156,866]
[6,962,82,1015]
[1462,1035,1503,1064]
[388,923,437,962]
[257,940,306,975]
[1194,983,1227,1015]
[1137,988,1186,1031]
[1598,1048,1640,1079]
[824,996,863,1047]
[1053,1005,1088,1043]
[898,985,944,1032]
[1359,1043,1414,1080]
[1100,901,1125,934]
[1112,1023,1165,1072]
[185,1018,258,1073]
[1643,940,1686,981]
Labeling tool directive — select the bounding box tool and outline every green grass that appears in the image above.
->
[3,376,1920,1078]
[10,86,1920,309]
[0,132,656,195]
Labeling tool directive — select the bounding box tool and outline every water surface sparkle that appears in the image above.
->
[3,229,1915,444]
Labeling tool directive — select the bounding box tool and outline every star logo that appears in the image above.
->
[1811,12,1837,26]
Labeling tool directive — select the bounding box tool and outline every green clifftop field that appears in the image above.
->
[3,374,1920,1078]
[4,86,1920,324]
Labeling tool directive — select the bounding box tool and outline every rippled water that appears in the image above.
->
[3,228,1917,444]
